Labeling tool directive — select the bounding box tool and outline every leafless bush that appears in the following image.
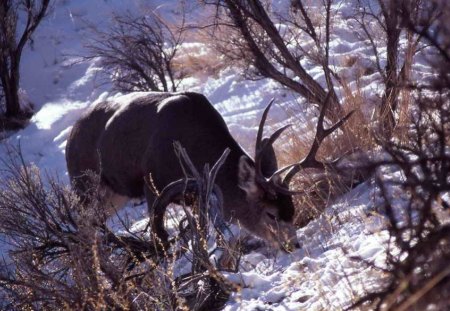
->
[201,0,344,120]
[86,10,186,92]
[352,88,450,311]
[351,0,440,137]
[200,0,446,142]
[351,4,450,308]
[162,142,237,310]
[0,146,237,310]
[0,150,159,309]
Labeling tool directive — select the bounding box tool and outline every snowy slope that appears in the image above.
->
[0,0,398,309]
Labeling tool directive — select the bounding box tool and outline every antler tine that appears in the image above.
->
[253,99,293,184]
[255,124,292,185]
[255,98,276,156]
[264,123,292,149]
[303,91,334,165]
[254,98,278,184]
[278,92,355,185]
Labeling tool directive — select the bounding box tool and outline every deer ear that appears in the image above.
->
[238,156,259,196]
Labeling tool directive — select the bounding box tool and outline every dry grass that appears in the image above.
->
[189,3,271,80]
[171,5,237,80]
[340,79,378,151]
[172,42,227,79]
[275,126,342,227]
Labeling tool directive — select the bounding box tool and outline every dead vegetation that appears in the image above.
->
[85,9,186,93]
[352,80,450,310]
[350,2,450,308]
[0,146,239,310]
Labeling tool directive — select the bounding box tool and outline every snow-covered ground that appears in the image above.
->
[0,0,405,309]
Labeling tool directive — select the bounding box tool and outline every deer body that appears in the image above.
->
[66,92,297,245]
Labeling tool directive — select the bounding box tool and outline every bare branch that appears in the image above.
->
[85,10,186,92]
[204,0,345,119]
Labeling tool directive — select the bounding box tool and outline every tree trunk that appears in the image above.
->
[0,0,50,120]
[3,63,22,118]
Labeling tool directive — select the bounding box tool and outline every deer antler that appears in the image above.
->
[275,92,355,185]
[253,99,295,195]
[253,94,354,195]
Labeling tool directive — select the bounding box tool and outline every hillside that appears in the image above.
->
[0,0,448,310]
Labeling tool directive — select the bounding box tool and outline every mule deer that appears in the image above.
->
[66,92,352,248]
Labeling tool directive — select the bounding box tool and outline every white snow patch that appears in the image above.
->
[32,100,87,130]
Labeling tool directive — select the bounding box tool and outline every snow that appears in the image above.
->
[0,0,429,309]
[228,189,389,310]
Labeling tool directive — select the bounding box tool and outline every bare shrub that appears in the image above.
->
[0,151,159,309]
[0,146,237,310]
[199,0,446,142]
[351,4,450,308]
[201,0,345,120]
[86,10,186,92]
[352,84,450,311]
[351,0,437,137]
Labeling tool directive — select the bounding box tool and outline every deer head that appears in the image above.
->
[235,95,354,249]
